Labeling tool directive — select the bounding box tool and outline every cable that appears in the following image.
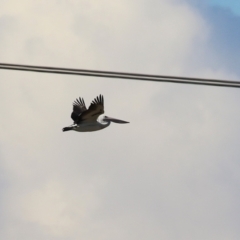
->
[0,62,239,88]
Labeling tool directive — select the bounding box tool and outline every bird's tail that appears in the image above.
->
[62,126,74,132]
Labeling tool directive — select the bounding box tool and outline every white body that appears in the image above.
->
[72,120,110,132]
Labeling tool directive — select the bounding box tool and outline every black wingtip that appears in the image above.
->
[73,97,86,107]
[92,94,104,105]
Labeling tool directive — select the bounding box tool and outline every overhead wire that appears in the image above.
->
[0,62,240,88]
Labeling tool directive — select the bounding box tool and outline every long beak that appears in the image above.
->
[104,116,129,124]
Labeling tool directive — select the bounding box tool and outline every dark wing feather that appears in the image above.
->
[71,97,87,123]
[78,95,104,122]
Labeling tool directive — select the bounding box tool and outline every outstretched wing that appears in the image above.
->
[78,95,104,122]
[71,97,87,123]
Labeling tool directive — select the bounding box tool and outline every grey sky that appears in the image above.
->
[0,1,240,239]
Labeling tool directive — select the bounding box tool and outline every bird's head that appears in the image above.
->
[103,116,129,124]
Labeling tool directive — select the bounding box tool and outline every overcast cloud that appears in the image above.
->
[0,0,240,239]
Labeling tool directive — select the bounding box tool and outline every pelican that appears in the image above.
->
[62,95,129,132]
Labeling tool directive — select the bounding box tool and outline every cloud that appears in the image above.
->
[0,1,240,240]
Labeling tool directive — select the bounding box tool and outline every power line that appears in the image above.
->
[0,62,239,88]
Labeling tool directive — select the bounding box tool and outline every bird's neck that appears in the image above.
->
[100,120,111,129]
[103,121,111,128]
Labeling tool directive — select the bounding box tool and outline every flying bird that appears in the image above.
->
[62,95,129,132]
